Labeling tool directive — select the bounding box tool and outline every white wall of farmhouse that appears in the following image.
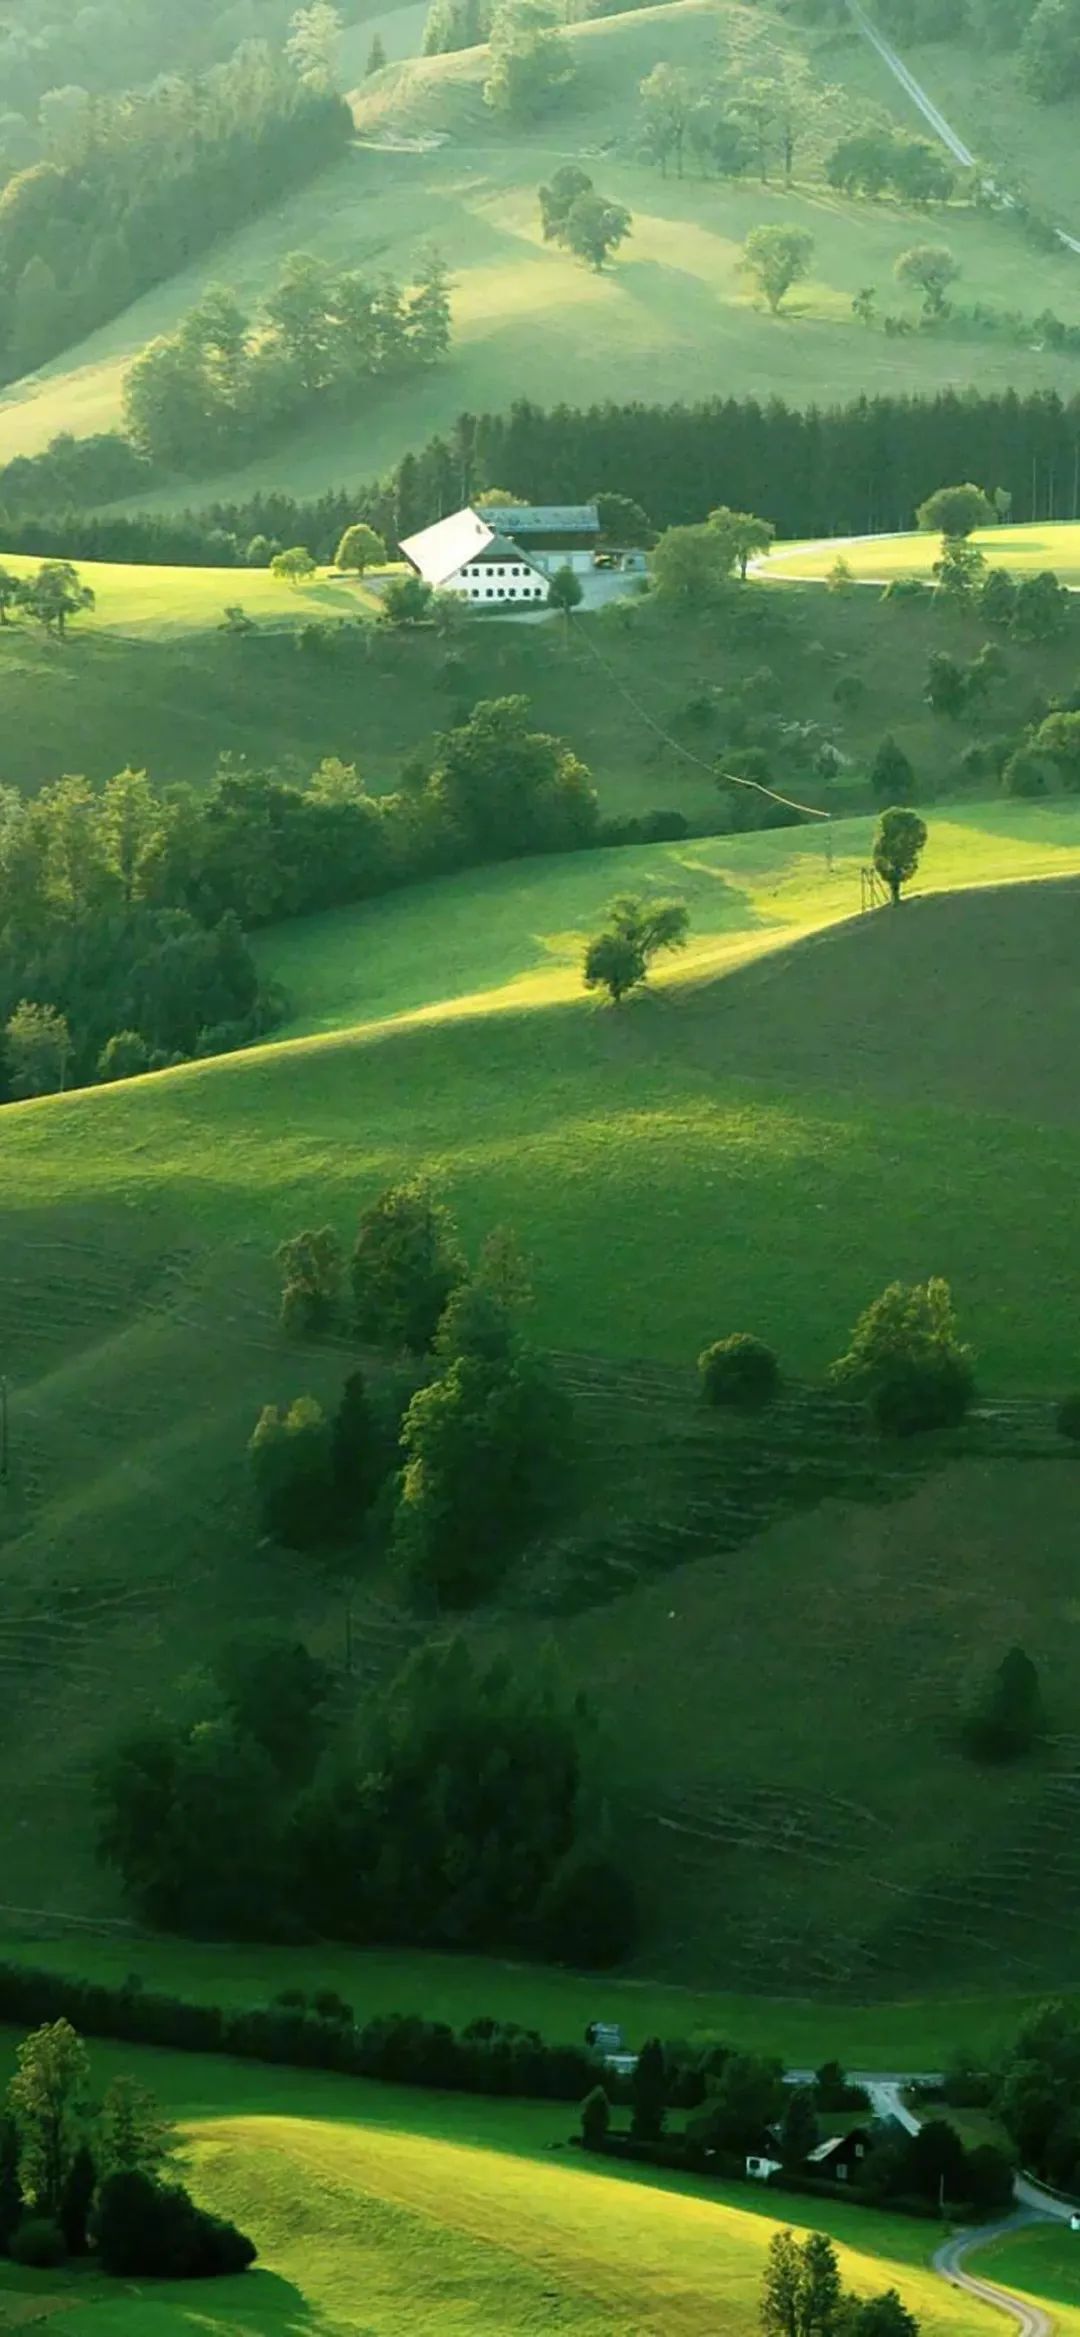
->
[448,557,551,604]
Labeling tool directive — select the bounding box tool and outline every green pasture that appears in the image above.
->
[3,1,1079,505]
[254,797,1080,1035]
[5,582,1080,818]
[1,1934,1075,2072]
[0,2032,1036,2337]
[0,552,379,638]
[973,2225,1080,2317]
[2,803,1080,1972]
[767,521,1080,586]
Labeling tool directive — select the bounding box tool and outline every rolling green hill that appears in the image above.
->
[0,2032,1052,2337]
[0,553,380,637]
[4,582,1080,812]
[2,807,1080,1990]
[3,0,1080,507]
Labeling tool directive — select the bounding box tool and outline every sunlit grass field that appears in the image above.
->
[766,521,1080,585]
[0,551,379,637]
[0,2032,1042,2337]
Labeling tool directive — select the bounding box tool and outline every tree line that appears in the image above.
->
[0,46,352,384]
[0,2017,254,2279]
[124,249,453,475]
[8,386,1080,562]
[0,697,600,1099]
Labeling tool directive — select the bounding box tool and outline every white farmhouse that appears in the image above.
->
[399,503,601,605]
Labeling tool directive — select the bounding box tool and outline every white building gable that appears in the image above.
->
[400,507,551,606]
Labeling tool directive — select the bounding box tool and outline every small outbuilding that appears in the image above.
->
[805,2128,872,2183]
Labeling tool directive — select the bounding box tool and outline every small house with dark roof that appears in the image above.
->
[805,2129,872,2183]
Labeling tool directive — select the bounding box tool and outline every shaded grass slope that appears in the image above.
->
[1,829,1080,1989]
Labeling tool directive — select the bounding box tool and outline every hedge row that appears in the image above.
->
[0,1963,599,2103]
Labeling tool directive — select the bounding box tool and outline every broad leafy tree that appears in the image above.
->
[872,805,927,901]
[17,559,94,637]
[336,523,386,573]
[896,242,960,317]
[708,504,775,578]
[741,225,814,313]
[916,482,995,538]
[584,892,689,1003]
[831,1275,974,1434]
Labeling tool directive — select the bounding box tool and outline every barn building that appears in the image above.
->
[399,503,601,603]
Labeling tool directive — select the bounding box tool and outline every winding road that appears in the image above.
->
[785,2070,1073,2329]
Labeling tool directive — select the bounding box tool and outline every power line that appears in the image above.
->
[573,614,833,826]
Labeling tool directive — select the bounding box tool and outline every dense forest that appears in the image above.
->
[0,48,352,384]
[4,387,1079,563]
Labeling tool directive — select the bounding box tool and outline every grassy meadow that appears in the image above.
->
[768,520,1080,585]
[4,1932,1080,2070]
[0,2031,1048,2337]
[3,0,1080,505]
[2,803,1080,1984]
[5,581,1080,807]
[0,553,380,637]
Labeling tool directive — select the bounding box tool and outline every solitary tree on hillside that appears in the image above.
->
[895,241,960,318]
[562,190,632,271]
[366,29,387,72]
[583,892,689,1004]
[873,805,927,903]
[916,482,995,539]
[336,523,386,574]
[741,224,814,314]
[18,560,94,638]
[271,546,317,583]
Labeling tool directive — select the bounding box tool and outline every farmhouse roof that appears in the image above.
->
[496,504,599,534]
[400,507,496,585]
[806,2132,866,2165]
